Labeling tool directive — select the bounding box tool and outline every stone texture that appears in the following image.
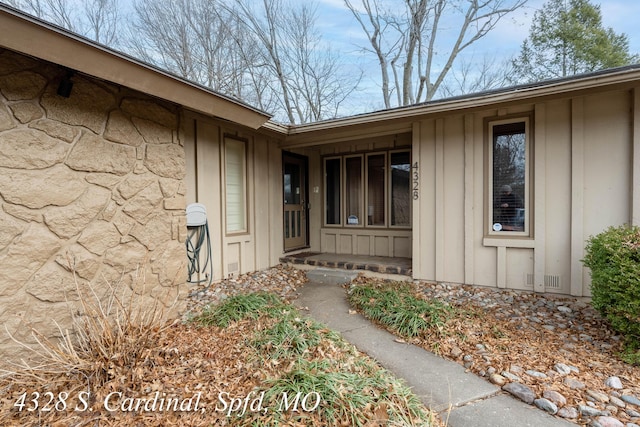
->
[0,70,47,100]
[10,101,43,123]
[2,204,43,223]
[0,50,187,364]
[622,396,640,407]
[0,208,27,250]
[122,181,164,223]
[55,244,100,281]
[77,220,122,256]
[610,396,626,408]
[26,262,79,303]
[104,110,145,147]
[606,377,624,389]
[558,406,579,419]
[534,398,558,415]
[554,363,572,376]
[44,186,111,239]
[0,165,85,208]
[150,241,188,287]
[543,389,567,407]
[565,377,586,390]
[145,143,186,179]
[0,224,62,296]
[42,77,115,133]
[132,117,173,144]
[489,373,507,386]
[66,132,136,175]
[502,382,536,404]
[30,118,78,143]
[121,98,177,128]
[130,213,172,251]
[117,173,156,200]
[0,103,15,131]
[0,129,68,169]
[580,405,605,417]
[595,416,624,427]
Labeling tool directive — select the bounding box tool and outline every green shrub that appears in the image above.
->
[191,292,286,327]
[348,282,452,338]
[583,225,640,363]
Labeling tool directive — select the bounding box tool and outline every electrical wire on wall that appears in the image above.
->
[185,203,212,286]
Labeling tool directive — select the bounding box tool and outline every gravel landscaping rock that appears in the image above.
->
[606,376,624,389]
[558,407,579,419]
[595,416,625,427]
[580,405,605,417]
[543,389,568,407]
[622,396,640,407]
[503,382,536,404]
[534,398,558,414]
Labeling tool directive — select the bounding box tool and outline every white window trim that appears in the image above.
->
[487,116,532,238]
[224,137,248,235]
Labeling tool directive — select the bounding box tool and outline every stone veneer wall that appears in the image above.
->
[0,49,188,361]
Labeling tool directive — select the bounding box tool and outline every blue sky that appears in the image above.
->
[310,0,640,113]
[315,0,640,56]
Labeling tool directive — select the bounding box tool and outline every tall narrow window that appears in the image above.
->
[325,158,341,225]
[345,156,362,225]
[225,137,246,233]
[390,151,411,226]
[367,154,386,226]
[489,119,529,234]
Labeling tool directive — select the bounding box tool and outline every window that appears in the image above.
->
[488,118,530,235]
[367,153,386,226]
[390,151,411,226]
[345,156,363,225]
[324,149,411,228]
[325,158,341,225]
[225,137,247,233]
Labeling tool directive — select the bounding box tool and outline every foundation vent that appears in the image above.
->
[544,275,561,289]
[525,274,534,287]
[228,262,239,273]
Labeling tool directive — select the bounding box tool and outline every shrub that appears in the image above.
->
[192,292,286,327]
[348,282,452,338]
[583,224,640,363]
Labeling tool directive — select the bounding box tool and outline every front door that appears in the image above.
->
[283,152,308,251]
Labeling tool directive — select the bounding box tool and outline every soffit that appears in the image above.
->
[0,6,271,130]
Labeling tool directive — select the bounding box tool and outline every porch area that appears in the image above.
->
[280,252,412,276]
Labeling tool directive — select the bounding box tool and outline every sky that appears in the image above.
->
[310,0,640,113]
[315,0,640,56]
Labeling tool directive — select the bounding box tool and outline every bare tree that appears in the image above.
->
[344,0,527,108]
[6,0,119,45]
[439,54,516,97]
[225,0,361,123]
[83,0,118,45]
[277,2,361,122]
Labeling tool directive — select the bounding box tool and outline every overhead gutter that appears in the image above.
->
[0,5,271,129]
[283,64,640,136]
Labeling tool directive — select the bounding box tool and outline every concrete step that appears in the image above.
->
[305,267,358,285]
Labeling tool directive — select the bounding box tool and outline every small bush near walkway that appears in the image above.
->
[583,224,640,364]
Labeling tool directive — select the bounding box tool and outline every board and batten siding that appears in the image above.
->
[412,89,635,296]
[183,111,283,281]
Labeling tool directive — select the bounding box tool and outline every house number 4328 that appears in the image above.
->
[412,162,419,200]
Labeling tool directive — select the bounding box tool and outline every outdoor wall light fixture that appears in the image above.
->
[57,70,75,98]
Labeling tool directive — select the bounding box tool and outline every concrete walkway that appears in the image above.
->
[293,276,574,427]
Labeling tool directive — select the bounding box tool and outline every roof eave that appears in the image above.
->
[0,6,271,130]
[283,65,640,136]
